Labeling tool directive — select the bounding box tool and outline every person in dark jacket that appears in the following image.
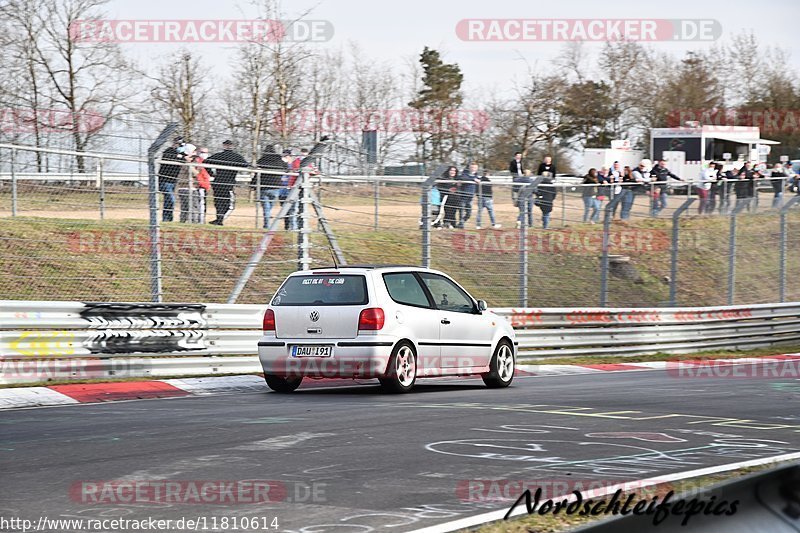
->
[582,168,601,224]
[436,166,459,229]
[509,152,525,178]
[535,176,557,229]
[253,145,286,229]
[205,140,250,226]
[769,163,787,209]
[649,160,682,216]
[734,162,759,211]
[158,136,184,222]
[513,170,534,228]
[475,170,500,229]
[537,155,556,177]
[456,162,480,228]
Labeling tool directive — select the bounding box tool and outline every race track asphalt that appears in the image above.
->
[2,366,799,532]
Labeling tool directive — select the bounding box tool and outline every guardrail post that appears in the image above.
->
[669,198,695,306]
[727,197,752,305]
[779,196,800,303]
[10,148,17,217]
[97,158,105,221]
[298,169,312,271]
[600,193,624,306]
[147,123,177,303]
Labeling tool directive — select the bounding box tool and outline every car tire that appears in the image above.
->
[482,341,515,388]
[379,341,417,393]
[264,374,303,393]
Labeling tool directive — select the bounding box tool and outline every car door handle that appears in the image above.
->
[441,318,451,325]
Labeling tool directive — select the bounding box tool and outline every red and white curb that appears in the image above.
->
[1,354,798,410]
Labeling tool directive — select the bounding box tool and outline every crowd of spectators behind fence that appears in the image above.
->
[159,138,800,232]
[157,136,323,228]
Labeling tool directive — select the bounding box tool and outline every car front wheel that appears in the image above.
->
[482,341,514,388]
[379,342,417,393]
[264,374,303,393]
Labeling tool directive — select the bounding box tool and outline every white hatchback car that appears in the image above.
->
[258,265,517,393]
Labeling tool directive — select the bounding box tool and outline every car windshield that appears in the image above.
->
[271,275,368,306]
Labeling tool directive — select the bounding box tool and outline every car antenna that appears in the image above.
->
[329,246,338,270]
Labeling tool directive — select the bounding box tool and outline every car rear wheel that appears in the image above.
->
[379,342,417,393]
[264,374,303,393]
[482,341,514,388]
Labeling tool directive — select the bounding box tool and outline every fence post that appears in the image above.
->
[298,170,312,271]
[600,193,624,307]
[10,148,17,217]
[147,123,177,303]
[727,198,752,305]
[98,158,105,221]
[561,182,567,227]
[255,169,261,229]
[669,198,695,306]
[779,196,800,303]
[517,181,539,307]
[373,175,379,231]
[421,166,446,269]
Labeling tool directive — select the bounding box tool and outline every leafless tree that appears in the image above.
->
[150,50,211,144]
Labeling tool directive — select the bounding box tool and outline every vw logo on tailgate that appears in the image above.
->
[309,310,320,322]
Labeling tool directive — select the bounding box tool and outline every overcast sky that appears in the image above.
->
[107,0,799,101]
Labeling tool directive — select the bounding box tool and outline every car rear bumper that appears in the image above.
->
[258,337,397,378]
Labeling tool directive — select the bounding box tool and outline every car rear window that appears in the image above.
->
[271,275,368,306]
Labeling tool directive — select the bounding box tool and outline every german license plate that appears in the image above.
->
[291,345,333,357]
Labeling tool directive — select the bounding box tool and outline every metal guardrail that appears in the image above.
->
[0,300,798,384]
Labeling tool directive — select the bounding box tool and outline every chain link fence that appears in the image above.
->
[0,134,798,307]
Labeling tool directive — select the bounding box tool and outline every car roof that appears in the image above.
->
[293,265,442,275]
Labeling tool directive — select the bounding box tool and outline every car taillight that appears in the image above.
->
[358,308,385,331]
[263,309,276,332]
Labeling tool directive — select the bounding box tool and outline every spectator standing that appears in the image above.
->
[475,170,501,229]
[537,155,556,177]
[734,162,759,210]
[436,166,460,229]
[708,163,723,213]
[509,151,525,178]
[697,161,717,214]
[176,144,202,223]
[513,169,534,228]
[596,166,611,205]
[627,160,652,220]
[582,168,601,224]
[206,140,249,226]
[278,149,301,230]
[770,163,787,209]
[649,159,682,216]
[253,145,286,229]
[158,136,184,222]
[536,175,557,229]
[456,162,480,228]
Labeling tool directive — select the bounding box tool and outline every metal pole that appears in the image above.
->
[187,160,194,224]
[147,123,177,303]
[727,198,751,305]
[561,183,566,227]
[228,182,302,303]
[98,158,105,221]
[421,166,446,269]
[10,148,17,217]
[255,169,261,229]
[517,182,538,307]
[373,174,379,231]
[669,198,695,306]
[299,170,312,271]
[600,193,624,307]
[779,197,800,303]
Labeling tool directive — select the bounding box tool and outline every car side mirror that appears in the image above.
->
[477,300,488,312]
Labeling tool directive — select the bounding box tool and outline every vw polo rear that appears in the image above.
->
[259,270,395,385]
